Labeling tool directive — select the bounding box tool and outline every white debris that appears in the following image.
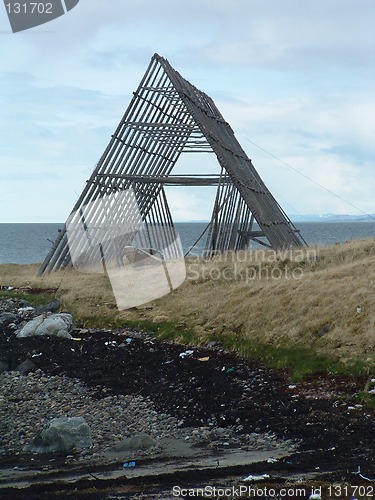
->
[17,306,35,314]
[243,473,270,482]
[179,350,194,358]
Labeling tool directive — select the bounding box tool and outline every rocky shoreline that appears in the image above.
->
[1,366,291,458]
[0,294,289,457]
[1,291,375,497]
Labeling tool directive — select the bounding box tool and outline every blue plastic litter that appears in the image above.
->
[123,461,136,468]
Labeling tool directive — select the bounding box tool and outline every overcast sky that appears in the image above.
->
[1,0,374,222]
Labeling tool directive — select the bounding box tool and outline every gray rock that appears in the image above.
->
[16,313,73,339]
[317,324,331,337]
[111,433,157,452]
[24,416,92,453]
[37,299,61,314]
[15,359,36,374]
[0,360,9,373]
[0,312,17,327]
[206,341,222,349]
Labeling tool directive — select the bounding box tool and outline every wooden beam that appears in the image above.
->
[96,173,230,186]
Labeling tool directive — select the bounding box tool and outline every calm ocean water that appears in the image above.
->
[0,221,375,265]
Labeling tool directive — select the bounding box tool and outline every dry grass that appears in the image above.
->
[0,264,119,326]
[158,240,375,361]
[2,239,375,370]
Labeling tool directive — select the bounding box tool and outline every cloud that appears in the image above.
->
[0,0,374,221]
[164,188,215,222]
[202,0,375,70]
[214,86,375,215]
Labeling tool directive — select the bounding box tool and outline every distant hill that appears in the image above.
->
[176,215,375,223]
[290,214,375,222]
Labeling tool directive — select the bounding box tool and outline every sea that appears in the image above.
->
[0,221,375,265]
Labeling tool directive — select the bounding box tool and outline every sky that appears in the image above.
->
[0,0,374,222]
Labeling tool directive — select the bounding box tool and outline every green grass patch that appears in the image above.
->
[112,317,373,380]
[353,392,375,409]
[245,344,370,381]
[0,290,56,307]
[125,320,197,344]
[73,316,197,344]
[74,313,125,330]
[201,331,371,380]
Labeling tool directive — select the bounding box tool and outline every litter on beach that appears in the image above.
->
[179,350,194,358]
[243,473,270,482]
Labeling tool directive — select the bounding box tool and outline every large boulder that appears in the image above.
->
[24,416,92,453]
[16,313,73,339]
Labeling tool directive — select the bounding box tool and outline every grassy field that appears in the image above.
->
[2,238,375,379]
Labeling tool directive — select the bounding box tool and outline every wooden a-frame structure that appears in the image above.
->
[38,53,306,275]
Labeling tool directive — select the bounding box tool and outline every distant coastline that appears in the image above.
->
[1,214,375,224]
[290,214,375,222]
[174,214,375,223]
[1,220,375,265]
